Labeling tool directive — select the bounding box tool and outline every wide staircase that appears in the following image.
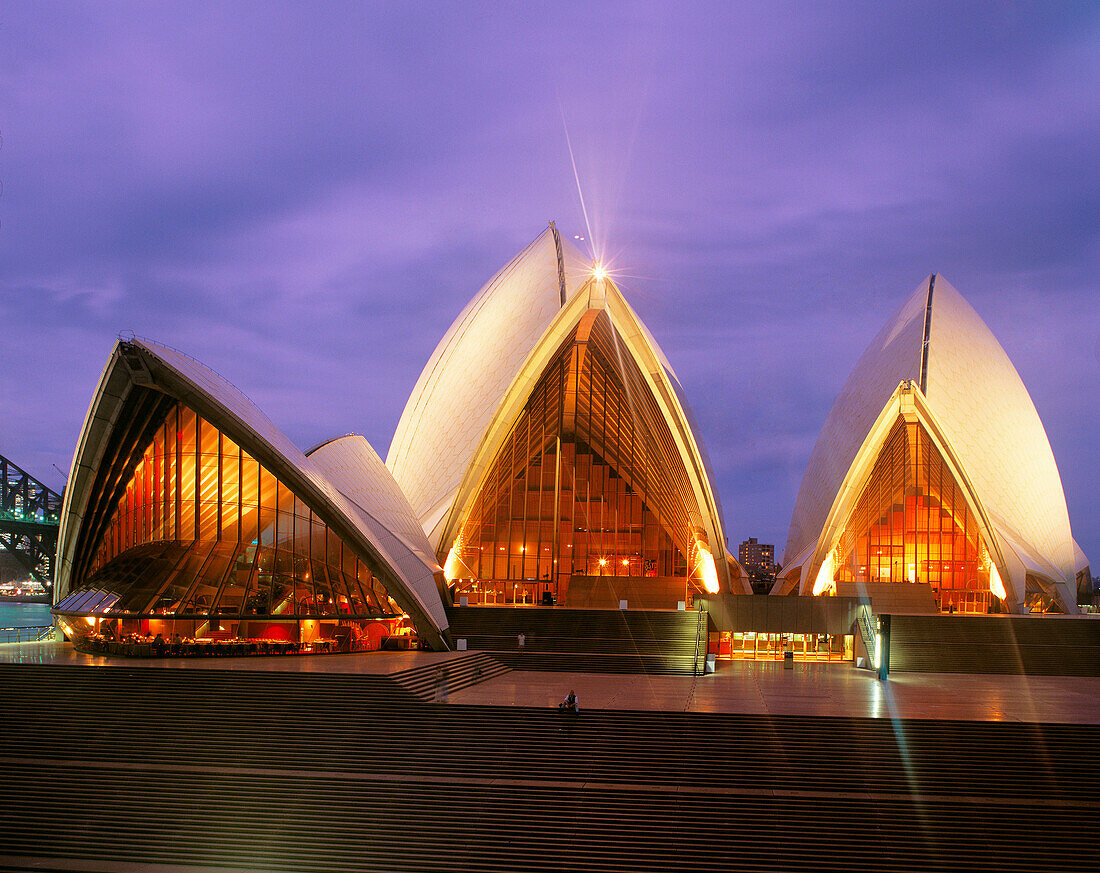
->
[447,605,705,674]
[888,613,1100,674]
[389,651,511,700]
[0,662,1097,872]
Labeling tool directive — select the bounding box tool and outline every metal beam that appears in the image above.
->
[0,454,62,585]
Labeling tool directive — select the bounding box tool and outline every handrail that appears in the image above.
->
[693,608,706,675]
[0,626,55,644]
[0,509,60,524]
[856,604,877,669]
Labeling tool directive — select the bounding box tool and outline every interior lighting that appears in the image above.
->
[444,542,464,582]
[598,558,607,566]
[622,559,629,566]
[988,561,1007,600]
[812,550,836,596]
[694,541,720,594]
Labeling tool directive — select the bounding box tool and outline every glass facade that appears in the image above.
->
[829,416,998,613]
[446,311,712,606]
[717,631,853,662]
[57,402,410,653]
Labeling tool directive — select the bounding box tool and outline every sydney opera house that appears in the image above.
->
[51,224,1090,656]
[777,275,1091,616]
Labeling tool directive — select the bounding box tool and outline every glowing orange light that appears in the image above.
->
[989,561,1007,600]
[694,542,720,594]
[444,542,464,582]
[813,551,836,596]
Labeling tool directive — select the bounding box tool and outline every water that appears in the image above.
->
[0,603,53,628]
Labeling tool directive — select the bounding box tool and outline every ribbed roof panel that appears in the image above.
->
[386,226,588,548]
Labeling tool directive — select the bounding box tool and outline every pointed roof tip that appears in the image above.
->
[387,222,593,527]
[784,268,1080,600]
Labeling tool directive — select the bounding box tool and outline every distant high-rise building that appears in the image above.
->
[739,538,776,576]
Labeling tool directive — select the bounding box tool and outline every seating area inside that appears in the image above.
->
[64,613,421,658]
[81,633,317,657]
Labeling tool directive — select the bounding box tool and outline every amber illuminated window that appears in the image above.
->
[832,417,996,613]
[447,311,711,604]
[83,403,398,618]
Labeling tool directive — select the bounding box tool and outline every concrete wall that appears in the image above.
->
[565,575,687,609]
[698,594,860,635]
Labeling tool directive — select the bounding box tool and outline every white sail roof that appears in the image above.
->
[433,270,740,594]
[784,285,926,565]
[922,279,1077,586]
[386,224,588,548]
[307,433,443,604]
[57,338,450,643]
[783,275,1083,609]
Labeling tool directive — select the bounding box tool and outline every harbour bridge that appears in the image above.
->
[0,454,62,588]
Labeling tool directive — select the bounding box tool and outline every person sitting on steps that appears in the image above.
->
[558,690,579,714]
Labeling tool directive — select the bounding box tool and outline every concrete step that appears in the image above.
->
[0,662,1097,872]
[388,652,512,700]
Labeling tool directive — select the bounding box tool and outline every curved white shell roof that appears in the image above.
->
[57,338,449,643]
[784,286,927,565]
[386,225,589,547]
[432,270,740,594]
[784,275,1083,609]
[307,434,443,604]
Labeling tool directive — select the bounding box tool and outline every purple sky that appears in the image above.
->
[1,2,1097,564]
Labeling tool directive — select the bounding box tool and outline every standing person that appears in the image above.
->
[518,632,526,651]
[434,667,449,703]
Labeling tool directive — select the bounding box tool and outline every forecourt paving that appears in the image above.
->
[4,640,1100,724]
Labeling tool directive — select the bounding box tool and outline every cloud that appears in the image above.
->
[1,2,1096,561]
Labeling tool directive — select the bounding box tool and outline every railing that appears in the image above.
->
[856,604,877,669]
[0,626,55,644]
[693,608,707,675]
[0,509,60,524]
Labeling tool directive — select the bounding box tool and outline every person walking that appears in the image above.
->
[434,666,449,703]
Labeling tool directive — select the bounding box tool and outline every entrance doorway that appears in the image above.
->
[718,631,854,661]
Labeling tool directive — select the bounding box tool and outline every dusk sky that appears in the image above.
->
[1,2,1096,564]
